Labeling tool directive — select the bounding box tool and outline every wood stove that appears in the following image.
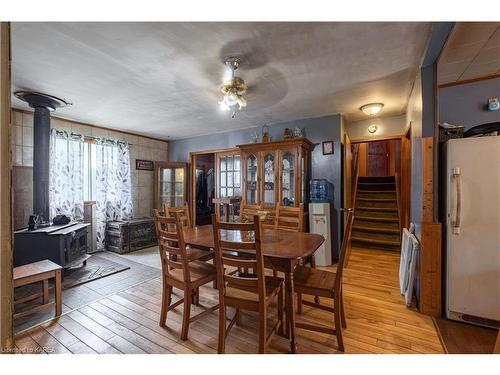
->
[13,91,90,269]
[14,222,90,268]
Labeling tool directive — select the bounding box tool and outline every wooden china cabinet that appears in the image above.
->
[154,162,187,211]
[236,138,312,224]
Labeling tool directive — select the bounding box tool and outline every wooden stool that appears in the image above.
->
[13,260,62,319]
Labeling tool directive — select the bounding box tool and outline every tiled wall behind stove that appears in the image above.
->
[11,109,168,230]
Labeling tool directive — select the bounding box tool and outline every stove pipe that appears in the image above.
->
[14,91,70,223]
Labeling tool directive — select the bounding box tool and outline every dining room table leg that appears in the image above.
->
[284,264,297,354]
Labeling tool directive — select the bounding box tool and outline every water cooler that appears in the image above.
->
[309,179,335,266]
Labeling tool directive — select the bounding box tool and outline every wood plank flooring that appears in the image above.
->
[14,247,444,354]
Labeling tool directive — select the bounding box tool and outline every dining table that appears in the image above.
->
[182,224,325,353]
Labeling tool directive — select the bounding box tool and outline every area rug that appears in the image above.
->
[432,317,498,354]
[63,254,130,289]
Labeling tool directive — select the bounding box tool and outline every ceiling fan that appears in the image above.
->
[219,57,247,118]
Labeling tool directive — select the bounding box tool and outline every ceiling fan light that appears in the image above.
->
[237,96,247,109]
[219,100,230,112]
[219,56,247,117]
[360,103,384,116]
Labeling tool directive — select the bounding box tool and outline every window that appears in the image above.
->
[219,154,241,198]
[83,141,97,201]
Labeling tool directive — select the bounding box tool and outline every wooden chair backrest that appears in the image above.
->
[334,210,354,295]
[212,214,266,301]
[240,205,275,229]
[275,203,304,232]
[154,211,192,284]
[164,203,191,228]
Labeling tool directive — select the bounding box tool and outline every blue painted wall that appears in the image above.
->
[169,114,344,253]
[439,77,500,131]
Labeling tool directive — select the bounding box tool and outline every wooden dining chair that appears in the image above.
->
[275,203,305,232]
[274,203,317,304]
[293,209,354,352]
[164,203,191,227]
[162,204,214,263]
[212,214,284,354]
[154,212,219,341]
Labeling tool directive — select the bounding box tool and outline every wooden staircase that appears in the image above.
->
[352,176,401,251]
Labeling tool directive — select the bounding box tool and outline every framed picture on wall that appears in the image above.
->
[136,159,154,171]
[322,141,334,155]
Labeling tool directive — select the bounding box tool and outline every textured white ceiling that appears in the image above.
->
[11,22,431,140]
[438,22,500,85]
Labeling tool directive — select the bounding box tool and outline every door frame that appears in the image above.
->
[0,22,13,351]
[153,161,187,211]
[344,129,412,231]
[189,148,237,226]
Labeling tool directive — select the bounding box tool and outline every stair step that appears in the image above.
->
[355,215,399,223]
[356,206,398,212]
[355,209,398,219]
[352,225,400,234]
[358,176,396,183]
[357,190,397,195]
[357,197,396,202]
[354,218,400,230]
[351,236,400,247]
[357,183,396,192]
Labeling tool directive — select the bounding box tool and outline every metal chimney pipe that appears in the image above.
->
[14,91,70,223]
[32,106,51,222]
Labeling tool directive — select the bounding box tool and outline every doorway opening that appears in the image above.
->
[190,152,216,226]
[344,132,411,251]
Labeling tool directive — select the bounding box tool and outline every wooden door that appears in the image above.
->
[154,162,187,210]
[344,134,353,211]
[367,141,389,176]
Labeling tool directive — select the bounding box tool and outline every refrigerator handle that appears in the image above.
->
[452,167,462,235]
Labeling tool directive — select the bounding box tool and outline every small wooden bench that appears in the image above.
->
[13,260,62,319]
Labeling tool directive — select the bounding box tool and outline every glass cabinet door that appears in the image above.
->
[219,154,241,198]
[156,163,186,210]
[281,151,295,206]
[300,153,305,203]
[246,154,258,205]
[262,152,276,206]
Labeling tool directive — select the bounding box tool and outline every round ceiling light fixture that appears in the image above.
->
[360,102,384,116]
[368,124,378,134]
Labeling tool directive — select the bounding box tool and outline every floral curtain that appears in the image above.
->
[49,129,85,221]
[95,138,133,250]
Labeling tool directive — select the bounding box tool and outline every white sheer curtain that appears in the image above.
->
[49,129,85,221]
[95,138,133,250]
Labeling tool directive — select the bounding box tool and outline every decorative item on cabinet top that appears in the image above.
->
[261,125,270,142]
[293,126,303,138]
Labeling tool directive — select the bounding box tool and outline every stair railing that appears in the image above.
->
[351,145,360,214]
[395,172,402,234]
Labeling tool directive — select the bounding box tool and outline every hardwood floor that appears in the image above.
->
[14,247,444,354]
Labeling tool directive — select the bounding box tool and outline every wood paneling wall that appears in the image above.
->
[400,136,411,229]
[0,22,13,351]
[419,137,442,317]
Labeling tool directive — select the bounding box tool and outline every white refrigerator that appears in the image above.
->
[444,136,500,327]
